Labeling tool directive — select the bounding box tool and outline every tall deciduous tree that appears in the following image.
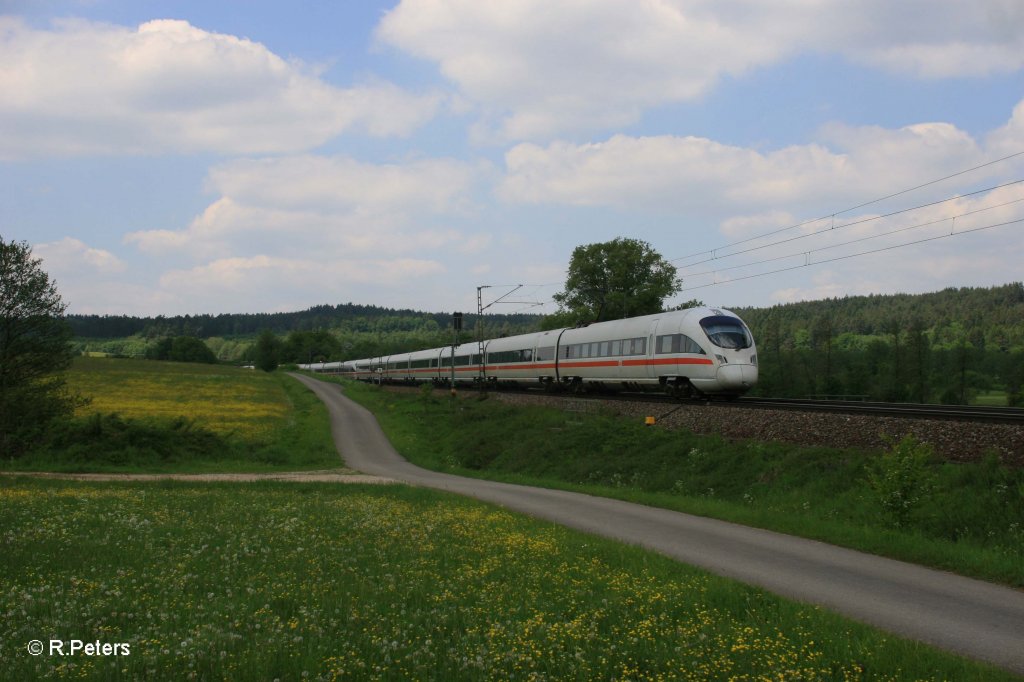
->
[0,237,81,456]
[552,238,680,323]
[253,329,281,372]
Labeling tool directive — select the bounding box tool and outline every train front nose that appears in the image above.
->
[716,363,757,392]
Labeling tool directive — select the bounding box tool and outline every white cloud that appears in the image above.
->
[719,211,798,241]
[34,237,125,273]
[116,153,500,314]
[0,17,440,158]
[497,118,1011,217]
[154,255,447,314]
[125,154,483,259]
[377,0,1024,140]
[987,100,1024,156]
[676,182,1024,305]
[204,155,478,212]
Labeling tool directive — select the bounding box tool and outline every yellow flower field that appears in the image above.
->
[1,481,1007,681]
[68,357,290,440]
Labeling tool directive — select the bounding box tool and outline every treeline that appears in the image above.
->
[73,317,541,365]
[67,302,542,339]
[734,283,1024,405]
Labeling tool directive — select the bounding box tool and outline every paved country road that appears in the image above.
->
[291,374,1024,675]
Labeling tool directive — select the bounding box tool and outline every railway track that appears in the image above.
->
[728,397,1024,424]
[376,380,1024,424]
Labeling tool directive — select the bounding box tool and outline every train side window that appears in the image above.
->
[610,340,621,356]
[682,335,706,354]
[599,341,609,356]
[537,346,555,361]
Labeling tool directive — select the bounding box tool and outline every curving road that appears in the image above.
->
[291,374,1024,675]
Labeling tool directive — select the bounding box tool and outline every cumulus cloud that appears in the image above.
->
[987,100,1024,156]
[117,153,498,313]
[497,120,1008,217]
[34,237,125,273]
[159,255,445,294]
[154,255,447,314]
[673,180,1024,306]
[0,17,440,158]
[30,237,143,314]
[377,0,1024,139]
[493,108,1024,308]
[125,154,484,259]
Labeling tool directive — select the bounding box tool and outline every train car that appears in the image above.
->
[303,305,757,398]
[407,347,443,382]
[302,360,350,375]
[540,307,755,396]
[482,330,550,385]
[440,343,483,384]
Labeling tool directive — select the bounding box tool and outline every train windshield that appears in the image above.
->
[699,316,752,350]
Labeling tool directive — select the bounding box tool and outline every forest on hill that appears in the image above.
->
[733,283,1024,405]
[69,283,1024,405]
[68,302,542,340]
[69,303,542,365]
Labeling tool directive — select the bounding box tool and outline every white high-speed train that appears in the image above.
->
[300,306,757,398]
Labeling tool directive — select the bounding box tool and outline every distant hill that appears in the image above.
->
[730,282,1024,404]
[732,282,1024,352]
[68,302,544,339]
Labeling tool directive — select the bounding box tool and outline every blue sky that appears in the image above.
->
[2,0,1023,316]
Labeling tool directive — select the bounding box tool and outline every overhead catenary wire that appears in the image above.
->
[484,153,1024,310]
[680,196,1024,279]
[676,179,1024,270]
[677,216,1024,293]
[669,149,1024,265]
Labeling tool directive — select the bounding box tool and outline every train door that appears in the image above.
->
[646,319,660,380]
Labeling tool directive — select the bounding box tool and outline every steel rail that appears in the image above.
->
[368,380,1024,424]
[726,397,1024,424]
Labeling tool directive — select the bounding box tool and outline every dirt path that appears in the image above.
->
[2,469,395,484]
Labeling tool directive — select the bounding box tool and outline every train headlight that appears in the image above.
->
[750,354,757,365]
[715,354,728,364]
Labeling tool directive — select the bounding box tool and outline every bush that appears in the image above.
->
[869,436,937,528]
[31,412,229,465]
[146,336,218,364]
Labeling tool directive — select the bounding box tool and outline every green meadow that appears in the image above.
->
[68,356,288,439]
[332,378,1024,588]
[2,479,1012,681]
[3,357,340,473]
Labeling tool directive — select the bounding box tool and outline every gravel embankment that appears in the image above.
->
[484,392,1024,466]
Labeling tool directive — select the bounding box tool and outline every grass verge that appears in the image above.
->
[331,378,1024,588]
[2,478,1013,681]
